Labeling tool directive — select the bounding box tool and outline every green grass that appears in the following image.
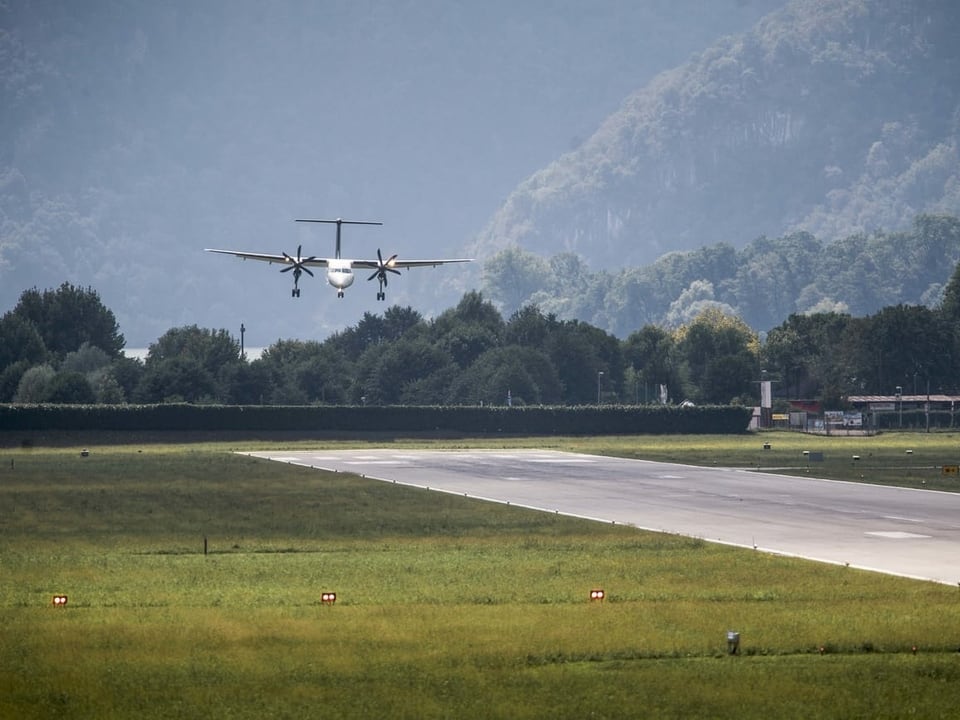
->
[2,437,960,719]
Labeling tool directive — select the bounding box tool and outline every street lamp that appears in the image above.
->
[597,371,604,405]
[895,385,902,428]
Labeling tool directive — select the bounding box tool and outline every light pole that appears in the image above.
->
[597,371,604,405]
[895,385,902,428]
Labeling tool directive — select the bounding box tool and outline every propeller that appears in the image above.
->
[280,245,317,277]
[279,245,316,296]
[368,249,400,283]
[368,248,400,300]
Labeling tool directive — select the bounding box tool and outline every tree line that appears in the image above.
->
[3,268,960,410]
[482,215,960,338]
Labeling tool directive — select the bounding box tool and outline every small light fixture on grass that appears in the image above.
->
[52,595,68,607]
[726,631,740,655]
[321,592,337,606]
[590,589,605,602]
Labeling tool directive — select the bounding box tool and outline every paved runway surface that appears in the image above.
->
[247,449,960,585]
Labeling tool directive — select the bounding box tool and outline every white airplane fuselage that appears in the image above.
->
[326,259,355,292]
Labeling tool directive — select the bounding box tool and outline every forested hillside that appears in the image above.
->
[482,213,960,334]
[474,0,960,269]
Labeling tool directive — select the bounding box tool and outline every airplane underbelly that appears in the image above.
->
[327,269,355,290]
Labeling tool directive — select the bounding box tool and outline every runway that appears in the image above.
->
[247,448,960,586]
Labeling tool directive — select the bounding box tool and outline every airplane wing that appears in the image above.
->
[204,249,330,267]
[350,258,473,270]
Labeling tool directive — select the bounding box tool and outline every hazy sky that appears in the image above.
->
[2,0,784,344]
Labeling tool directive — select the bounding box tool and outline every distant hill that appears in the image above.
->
[472,0,960,268]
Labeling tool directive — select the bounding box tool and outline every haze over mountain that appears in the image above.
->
[474,0,960,267]
[0,0,783,347]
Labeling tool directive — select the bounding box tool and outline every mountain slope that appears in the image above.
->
[473,0,960,268]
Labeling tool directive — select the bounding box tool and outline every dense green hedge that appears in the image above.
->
[0,404,752,435]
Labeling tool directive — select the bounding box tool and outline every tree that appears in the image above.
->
[907,215,960,299]
[0,361,33,402]
[220,361,271,405]
[110,356,145,403]
[93,371,126,404]
[545,323,602,404]
[133,357,218,403]
[0,312,47,369]
[448,346,561,406]
[622,325,681,403]
[256,339,338,404]
[504,305,557,348]
[141,325,241,401]
[46,371,96,404]
[11,283,124,358]
[940,261,960,325]
[359,336,453,405]
[14,364,56,403]
[430,291,505,367]
[481,246,550,316]
[842,304,957,396]
[62,342,112,375]
[674,308,757,404]
[146,325,240,377]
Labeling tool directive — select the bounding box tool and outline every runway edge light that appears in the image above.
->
[590,589,605,602]
[321,592,337,606]
[52,595,68,607]
[726,631,740,655]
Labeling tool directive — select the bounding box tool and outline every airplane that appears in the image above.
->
[205,218,472,300]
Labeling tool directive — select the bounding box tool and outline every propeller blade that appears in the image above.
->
[302,266,314,277]
[280,265,294,273]
[367,269,380,281]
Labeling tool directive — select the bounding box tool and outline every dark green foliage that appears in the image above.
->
[133,357,219,403]
[0,360,32,403]
[0,312,47,368]
[6,244,960,412]
[8,283,124,358]
[940,260,960,325]
[483,214,960,335]
[0,403,752,435]
[45,371,95,404]
[448,346,561,406]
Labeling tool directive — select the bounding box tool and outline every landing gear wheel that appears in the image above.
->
[337,290,344,298]
[292,288,301,298]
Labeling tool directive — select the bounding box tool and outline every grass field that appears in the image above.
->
[2,432,960,718]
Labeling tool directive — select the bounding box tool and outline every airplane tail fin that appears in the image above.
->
[295,218,383,259]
